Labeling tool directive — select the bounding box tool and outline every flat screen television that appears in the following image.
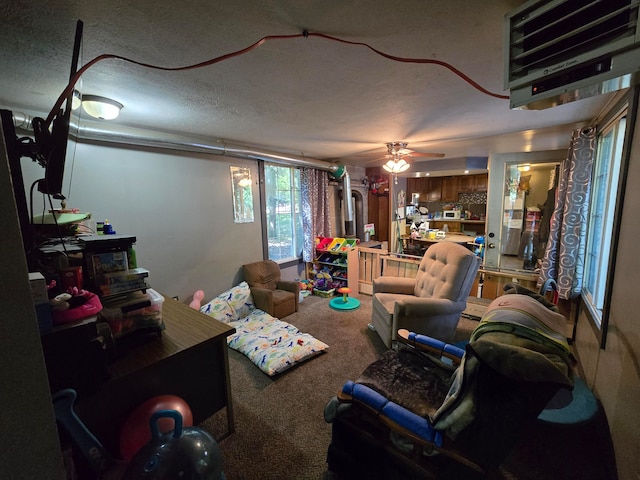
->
[32,105,72,199]
[1,20,82,268]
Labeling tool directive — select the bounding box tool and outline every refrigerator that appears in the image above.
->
[501,194,524,255]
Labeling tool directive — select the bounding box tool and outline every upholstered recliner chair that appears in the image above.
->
[371,242,480,348]
[242,260,300,319]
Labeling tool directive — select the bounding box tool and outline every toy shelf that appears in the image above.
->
[308,236,359,294]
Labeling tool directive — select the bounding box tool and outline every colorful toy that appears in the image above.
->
[189,290,205,310]
[329,286,361,311]
[49,287,103,325]
[314,269,332,291]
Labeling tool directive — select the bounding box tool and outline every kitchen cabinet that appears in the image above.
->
[470,269,537,300]
[441,176,458,201]
[473,173,488,192]
[407,177,428,200]
[409,173,488,202]
[458,173,488,193]
[426,177,442,201]
[458,175,475,193]
[407,177,442,202]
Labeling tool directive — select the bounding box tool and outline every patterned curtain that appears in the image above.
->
[538,126,596,299]
[301,168,331,262]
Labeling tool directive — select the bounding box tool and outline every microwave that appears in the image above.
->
[443,210,461,219]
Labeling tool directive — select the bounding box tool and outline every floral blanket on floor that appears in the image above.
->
[198,282,328,376]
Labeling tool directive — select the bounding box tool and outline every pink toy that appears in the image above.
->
[189,290,205,310]
[50,289,103,325]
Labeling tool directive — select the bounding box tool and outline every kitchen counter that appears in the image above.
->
[412,233,477,244]
[429,219,485,223]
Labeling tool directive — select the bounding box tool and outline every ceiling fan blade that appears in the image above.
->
[408,152,446,158]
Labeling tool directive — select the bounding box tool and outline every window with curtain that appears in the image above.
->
[583,109,626,328]
[264,164,303,262]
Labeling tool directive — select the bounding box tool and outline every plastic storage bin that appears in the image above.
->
[316,236,332,252]
[327,237,346,252]
[340,238,359,251]
[99,288,165,338]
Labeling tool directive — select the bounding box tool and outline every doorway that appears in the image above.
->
[485,152,564,273]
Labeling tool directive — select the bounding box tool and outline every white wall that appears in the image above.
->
[21,139,263,303]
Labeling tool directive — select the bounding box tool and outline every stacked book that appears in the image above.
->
[98,267,150,296]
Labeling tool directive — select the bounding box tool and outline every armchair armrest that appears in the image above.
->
[249,287,273,313]
[397,329,464,365]
[338,381,444,448]
[396,297,463,317]
[276,279,300,295]
[373,276,416,295]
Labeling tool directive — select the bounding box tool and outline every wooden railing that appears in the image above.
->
[348,244,421,295]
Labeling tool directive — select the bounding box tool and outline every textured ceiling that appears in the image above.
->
[0,0,616,173]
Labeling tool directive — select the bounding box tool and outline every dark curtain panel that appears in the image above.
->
[538,127,596,299]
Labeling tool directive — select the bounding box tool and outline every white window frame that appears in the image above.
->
[581,93,634,349]
[263,163,303,263]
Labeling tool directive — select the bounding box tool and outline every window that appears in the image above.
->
[583,110,626,328]
[264,164,303,262]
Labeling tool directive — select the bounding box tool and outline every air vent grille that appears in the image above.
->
[506,0,640,88]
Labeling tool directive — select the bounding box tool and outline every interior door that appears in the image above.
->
[484,151,564,271]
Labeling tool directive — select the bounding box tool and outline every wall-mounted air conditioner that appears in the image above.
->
[505,0,640,110]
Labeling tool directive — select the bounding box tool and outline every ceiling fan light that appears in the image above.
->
[398,163,410,172]
[82,95,123,120]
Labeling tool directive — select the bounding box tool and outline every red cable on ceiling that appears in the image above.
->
[45,30,509,128]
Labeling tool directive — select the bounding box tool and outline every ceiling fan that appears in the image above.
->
[380,142,444,183]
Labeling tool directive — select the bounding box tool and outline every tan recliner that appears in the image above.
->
[371,242,480,348]
[242,260,300,319]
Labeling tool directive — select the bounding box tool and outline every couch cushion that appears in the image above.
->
[227,308,329,376]
[221,281,255,319]
[200,296,236,323]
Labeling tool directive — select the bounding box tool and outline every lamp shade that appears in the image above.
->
[382,159,410,173]
[82,95,123,120]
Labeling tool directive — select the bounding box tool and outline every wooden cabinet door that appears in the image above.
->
[458,175,475,193]
[407,178,421,199]
[368,191,389,242]
[474,173,488,192]
[426,177,442,201]
[441,176,458,201]
[408,177,431,203]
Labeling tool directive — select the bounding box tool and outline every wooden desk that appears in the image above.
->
[76,295,236,455]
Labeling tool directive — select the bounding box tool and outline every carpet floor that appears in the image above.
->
[199,294,617,480]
